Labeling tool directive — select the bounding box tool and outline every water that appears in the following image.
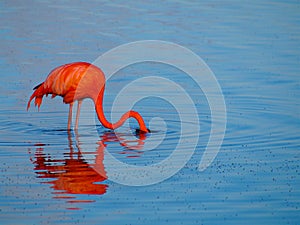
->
[0,1,299,224]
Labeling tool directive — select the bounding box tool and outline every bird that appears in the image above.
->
[27,62,150,133]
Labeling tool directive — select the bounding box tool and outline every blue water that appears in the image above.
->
[0,1,299,224]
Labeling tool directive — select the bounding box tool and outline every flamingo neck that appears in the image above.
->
[94,87,149,133]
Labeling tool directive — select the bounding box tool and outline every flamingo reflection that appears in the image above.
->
[29,130,147,205]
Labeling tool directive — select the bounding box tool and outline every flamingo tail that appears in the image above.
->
[27,82,45,111]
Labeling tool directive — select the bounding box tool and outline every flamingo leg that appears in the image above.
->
[68,103,73,130]
[75,100,82,130]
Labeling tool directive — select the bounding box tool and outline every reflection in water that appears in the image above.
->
[100,131,147,158]
[28,130,147,209]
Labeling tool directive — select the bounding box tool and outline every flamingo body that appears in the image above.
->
[27,62,149,133]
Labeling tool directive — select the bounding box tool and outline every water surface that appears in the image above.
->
[0,1,299,224]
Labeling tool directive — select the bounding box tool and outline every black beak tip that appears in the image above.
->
[135,128,151,134]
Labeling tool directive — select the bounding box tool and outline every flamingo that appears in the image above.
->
[27,62,150,133]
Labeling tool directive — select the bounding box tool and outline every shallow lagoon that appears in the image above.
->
[0,1,299,224]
